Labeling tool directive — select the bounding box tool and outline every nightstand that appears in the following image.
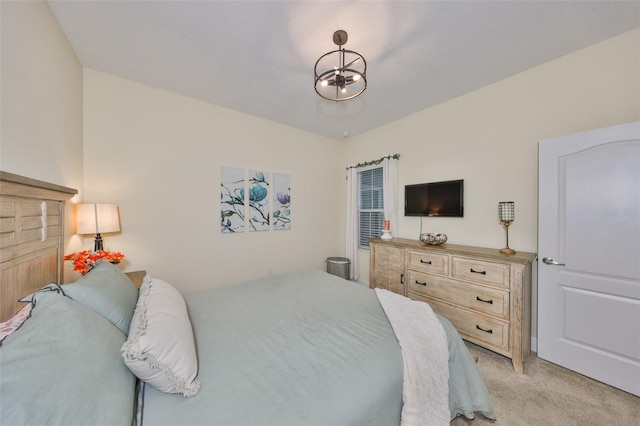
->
[125,270,147,288]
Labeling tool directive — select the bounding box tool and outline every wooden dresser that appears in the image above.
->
[369,238,536,373]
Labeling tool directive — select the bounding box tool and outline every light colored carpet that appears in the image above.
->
[459,343,640,426]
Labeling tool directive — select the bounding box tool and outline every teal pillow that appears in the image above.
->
[63,259,138,335]
[17,282,61,303]
[0,290,136,424]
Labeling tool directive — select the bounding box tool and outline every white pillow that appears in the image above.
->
[121,276,201,397]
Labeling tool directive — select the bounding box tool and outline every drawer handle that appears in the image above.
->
[414,280,427,286]
[420,259,432,265]
[400,274,405,285]
[476,325,493,334]
[476,296,494,304]
[470,268,487,275]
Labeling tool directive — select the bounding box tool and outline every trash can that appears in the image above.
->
[326,257,350,280]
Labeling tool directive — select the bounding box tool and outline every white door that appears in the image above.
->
[538,122,640,396]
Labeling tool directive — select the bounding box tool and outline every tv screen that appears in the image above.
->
[404,179,464,217]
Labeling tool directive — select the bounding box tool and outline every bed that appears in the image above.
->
[0,172,495,426]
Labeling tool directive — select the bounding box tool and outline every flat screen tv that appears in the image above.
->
[404,179,464,217]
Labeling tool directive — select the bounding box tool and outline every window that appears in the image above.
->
[358,166,384,249]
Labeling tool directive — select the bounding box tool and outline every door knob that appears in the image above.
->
[542,257,566,266]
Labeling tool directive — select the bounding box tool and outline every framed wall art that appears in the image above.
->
[273,172,291,230]
[220,166,245,233]
[248,170,270,232]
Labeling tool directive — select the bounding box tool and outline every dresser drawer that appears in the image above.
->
[407,271,509,319]
[407,250,449,275]
[452,257,510,289]
[417,296,510,352]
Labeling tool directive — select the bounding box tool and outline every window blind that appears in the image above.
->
[358,167,384,248]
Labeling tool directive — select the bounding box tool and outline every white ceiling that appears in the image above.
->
[48,1,640,140]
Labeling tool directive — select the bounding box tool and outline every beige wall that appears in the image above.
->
[344,28,640,338]
[82,69,344,291]
[0,1,84,264]
[3,3,637,339]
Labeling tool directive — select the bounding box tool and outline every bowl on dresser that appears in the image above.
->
[419,233,448,245]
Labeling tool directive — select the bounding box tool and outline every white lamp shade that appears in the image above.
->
[76,203,120,235]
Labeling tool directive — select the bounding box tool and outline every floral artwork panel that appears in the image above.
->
[221,166,245,233]
[273,173,291,230]
[248,170,270,232]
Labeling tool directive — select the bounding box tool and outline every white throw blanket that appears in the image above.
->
[375,288,450,426]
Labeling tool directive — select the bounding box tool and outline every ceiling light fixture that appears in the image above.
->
[314,30,367,102]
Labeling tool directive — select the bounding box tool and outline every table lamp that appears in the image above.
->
[76,203,120,251]
[498,201,516,255]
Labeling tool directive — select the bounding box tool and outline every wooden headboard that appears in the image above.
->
[0,171,77,322]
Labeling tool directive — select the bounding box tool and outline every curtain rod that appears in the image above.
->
[345,153,400,170]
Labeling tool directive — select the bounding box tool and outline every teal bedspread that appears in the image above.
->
[438,314,496,421]
[140,270,494,425]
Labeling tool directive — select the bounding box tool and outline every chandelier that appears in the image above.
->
[314,30,367,102]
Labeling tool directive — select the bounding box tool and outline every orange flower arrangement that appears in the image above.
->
[64,250,125,275]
